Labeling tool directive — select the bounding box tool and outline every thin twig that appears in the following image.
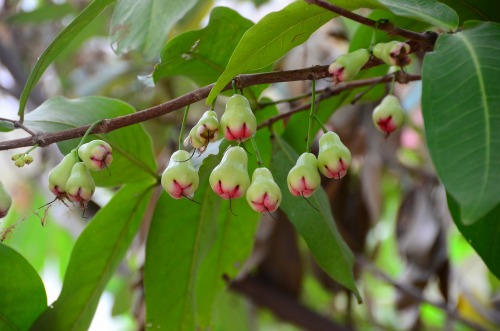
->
[0,117,37,136]
[304,0,439,42]
[356,255,489,331]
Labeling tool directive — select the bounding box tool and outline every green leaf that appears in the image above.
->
[153,6,254,86]
[422,22,500,225]
[7,3,75,25]
[17,0,116,121]
[438,0,500,25]
[206,1,338,104]
[110,0,199,60]
[0,120,15,132]
[0,244,47,331]
[447,193,500,280]
[31,182,153,331]
[376,0,458,31]
[25,96,157,187]
[271,136,361,302]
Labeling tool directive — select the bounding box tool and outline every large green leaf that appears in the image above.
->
[271,136,361,302]
[153,6,254,86]
[377,0,458,31]
[205,1,340,104]
[31,182,153,331]
[110,0,199,60]
[17,0,116,121]
[447,193,500,279]
[439,0,500,25]
[25,96,157,187]
[0,244,47,331]
[422,22,500,225]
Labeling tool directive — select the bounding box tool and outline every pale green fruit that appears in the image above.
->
[161,150,199,199]
[209,146,250,199]
[373,41,411,66]
[0,180,12,218]
[220,95,256,142]
[328,48,370,82]
[78,140,113,171]
[48,150,79,198]
[65,162,95,205]
[372,95,405,135]
[287,153,321,198]
[246,167,282,213]
[317,132,352,179]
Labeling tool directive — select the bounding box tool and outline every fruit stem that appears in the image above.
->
[232,80,238,94]
[389,72,397,95]
[77,120,104,149]
[250,136,262,167]
[306,79,316,153]
[179,105,190,150]
[25,144,39,154]
[210,97,217,111]
[313,115,328,133]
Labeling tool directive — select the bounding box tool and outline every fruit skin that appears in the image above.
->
[65,162,96,205]
[328,48,370,83]
[184,110,220,152]
[23,155,33,165]
[209,146,250,199]
[373,41,411,67]
[372,95,405,135]
[161,150,199,199]
[78,140,113,171]
[287,153,321,198]
[317,132,352,179]
[0,180,12,218]
[246,167,282,213]
[220,94,257,142]
[48,149,80,198]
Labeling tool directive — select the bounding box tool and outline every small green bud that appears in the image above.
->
[78,140,113,171]
[22,155,33,165]
[220,95,257,142]
[372,95,405,136]
[328,48,370,83]
[373,41,411,67]
[65,162,95,205]
[11,153,23,161]
[209,146,250,199]
[161,150,199,199]
[246,167,282,213]
[317,132,351,179]
[14,158,25,168]
[287,153,321,198]
[48,150,80,198]
[0,180,12,218]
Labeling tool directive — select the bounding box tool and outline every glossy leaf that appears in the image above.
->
[422,22,500,225]
[31,182,153,331]
[0,244,47,331]
[17,0,116,121]
[438,0,500,25]
[153,6,254,86]
[0,120,14,132]
[110,0,198,60]
[25,96,156,187]
[271,136,361,302]
[206,1,339,104]
[377,0,458,31]
[447,193,500,279]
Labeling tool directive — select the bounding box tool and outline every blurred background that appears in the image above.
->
[1,0,499,330]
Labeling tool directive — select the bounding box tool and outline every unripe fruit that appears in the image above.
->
[328,48,370,83]
[22,155,33,165]
[317,132,351,179]
[209,146,250,199]
[78,140,113,171]
[11,153,23,161]
[373,41,411,67]
[220,95,257,142]
[0,180,12,218]
[14,158,25,167]
[48,150,80,198]
[161,150,199,199]
[184,110,220,152]
[287,153,321,198]
[65,162,95,205]
[246,167,282,213]
[372,95,405,136]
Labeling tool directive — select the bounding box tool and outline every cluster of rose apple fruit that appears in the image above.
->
[0,41,408,218]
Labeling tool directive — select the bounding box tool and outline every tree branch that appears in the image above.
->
[0,64,425,151]
[304,0,438,43]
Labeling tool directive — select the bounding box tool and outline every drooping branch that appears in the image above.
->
[304,0,439,43]
[0,66,426,152]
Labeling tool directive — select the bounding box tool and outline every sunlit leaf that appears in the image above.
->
[0,244,47,331]
[31,182,153,331]
[422,22,500,225]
